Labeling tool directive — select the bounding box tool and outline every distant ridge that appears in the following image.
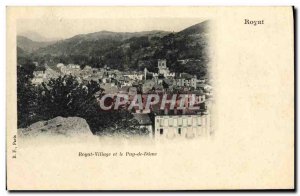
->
[17,20,210,78]
[68,30,171,41]
[17,36,57,53]
[177,21,209,36]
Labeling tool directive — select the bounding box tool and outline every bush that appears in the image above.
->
[18,74,144,135]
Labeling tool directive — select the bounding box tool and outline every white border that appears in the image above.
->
[1,0,298,195]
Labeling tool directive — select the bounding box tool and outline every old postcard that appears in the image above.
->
[6,7,294,190]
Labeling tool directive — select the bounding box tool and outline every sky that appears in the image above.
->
[17,18,205,41]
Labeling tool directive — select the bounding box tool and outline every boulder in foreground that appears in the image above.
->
[18,116,93,137]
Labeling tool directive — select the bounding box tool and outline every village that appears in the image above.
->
[31,59,213,139]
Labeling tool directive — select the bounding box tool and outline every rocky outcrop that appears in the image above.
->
[18,116,93,137]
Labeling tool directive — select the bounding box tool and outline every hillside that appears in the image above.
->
[34,30,171,57]
[177,20,209,36]
[19,20,210,78]
[69,30,170,41]
[17,36,57,53]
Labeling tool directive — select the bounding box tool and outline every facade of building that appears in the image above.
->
[124,72,143,81]
[58,64,81,75]
[154,114,210,139]
[32,66,46,85]
[174,73,198,89]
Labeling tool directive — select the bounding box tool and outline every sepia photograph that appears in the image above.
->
[17,18,213,140]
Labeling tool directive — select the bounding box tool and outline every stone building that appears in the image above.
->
[157,59,175,78]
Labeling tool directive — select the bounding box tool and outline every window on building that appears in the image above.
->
[183,118,187,126]
[193,117,197,126]
[202,116,206,126]
[188,118,192,126]
[178,118,183,126]
[160,128,163,135]
[160,119,164,127]
[174,119,178,126]
[178,128,181,135]
[197,117,202,126]
[164,118,168,127]
[169,118,173,126]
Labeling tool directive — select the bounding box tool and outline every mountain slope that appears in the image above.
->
[70,30,170,41]
[34,30,170,57]
[24,21,210,78]
[177,20,209,36]
[17,36,57,53]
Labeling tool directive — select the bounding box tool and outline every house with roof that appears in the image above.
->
[33,66,46,77]
[174,73,197,89]
[32,66,46,85]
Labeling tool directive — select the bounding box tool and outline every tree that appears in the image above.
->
[23,75,143,135]
[17,61,36,128]
[34,75,100,119]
